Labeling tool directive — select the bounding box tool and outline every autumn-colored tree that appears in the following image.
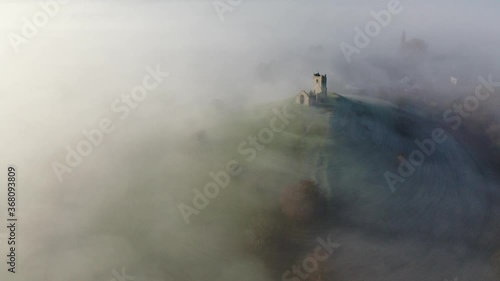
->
[280,179,328,222]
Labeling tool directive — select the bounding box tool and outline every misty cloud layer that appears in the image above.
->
[1,1,500,281]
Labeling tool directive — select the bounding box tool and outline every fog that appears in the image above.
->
[1,0,500,280]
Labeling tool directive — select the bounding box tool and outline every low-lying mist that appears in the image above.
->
[1,1,500,280]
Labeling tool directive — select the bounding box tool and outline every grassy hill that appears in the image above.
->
[137,93,500,281]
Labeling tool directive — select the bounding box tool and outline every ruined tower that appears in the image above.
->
[312,73,327,99]
[295,73,328,106]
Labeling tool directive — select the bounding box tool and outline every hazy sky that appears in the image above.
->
[1,1,499,280]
